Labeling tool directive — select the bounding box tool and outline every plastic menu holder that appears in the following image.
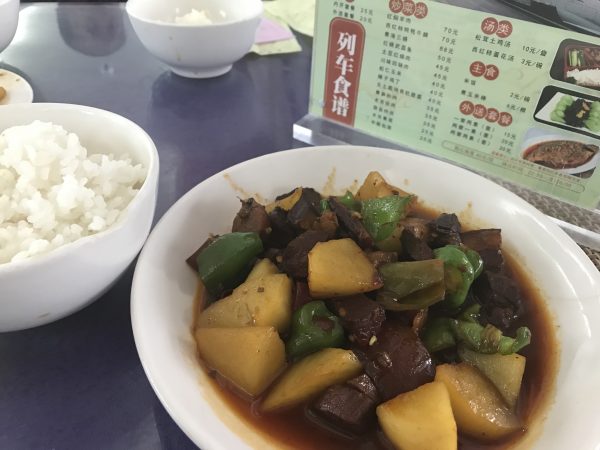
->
[294,0,600,257]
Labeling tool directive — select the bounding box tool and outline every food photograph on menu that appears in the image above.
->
[520,127,600,177]
[550,39,600,90]
[534,86,600,138]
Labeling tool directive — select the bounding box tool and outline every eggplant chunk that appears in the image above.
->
[429,213,462,248]
[292,280,313,312]
[328,197,374,249]
[231,198,271,239]
[311,376,379,435]
[267,207,297,248]
[288,187,323,231]
[460,229,502,252]
[367,251,398,269]
[364,325,435,401]
[475,271,524,331]
[311,210,339,238]
[330,295,386,347]
[479,248,505,273]
[347,373,379,401]
[401,229,434,261]
[280,230,330,279]
[399,217,430,241]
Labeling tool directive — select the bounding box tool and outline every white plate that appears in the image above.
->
[0,69,33,105]
[131,146,600,450]
[535,92,600,137]
[520,134,600,175]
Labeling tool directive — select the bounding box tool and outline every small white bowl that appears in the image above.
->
[132,146,600,450]
[0,103,159,332]
[126,0,263,78]
[0,0,19,54]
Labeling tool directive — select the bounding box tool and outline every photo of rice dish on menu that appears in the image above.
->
[565,46,600,89]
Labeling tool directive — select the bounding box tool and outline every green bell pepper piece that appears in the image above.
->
[450,320,531,355]
[423,315,531,355]
[380,260,445,298]
[196,232,263,296]
[458,303,481,323]
[434,245,475,309]
[422,318,456,353]
[361,195,413,241]
[463,248,484,278]
[376,260,446,311]
[377,282,445,311]
[286,301,345,359]
[336,191,360,211]
[320,198,330,213]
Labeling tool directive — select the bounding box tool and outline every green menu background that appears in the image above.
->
[309,0,600,209]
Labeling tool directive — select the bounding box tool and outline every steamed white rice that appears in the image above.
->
[0,121,146,264]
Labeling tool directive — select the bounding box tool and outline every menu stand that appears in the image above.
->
[294,113,600,263]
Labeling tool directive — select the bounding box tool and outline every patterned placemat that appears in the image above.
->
[488,176,600,271]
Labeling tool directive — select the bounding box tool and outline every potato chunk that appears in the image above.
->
[308,239,383,298]
[377,382,457,450]
[435,363,521,441]
[261,348,362,412]
[246,258,279,281]
[458,347,526,409]
[265,187,302,213]
[356,171,411,200]
[197,273,292,333]
[195,327,285,397]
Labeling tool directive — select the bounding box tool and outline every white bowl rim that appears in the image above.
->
[131,145,600,450]
[0,0,19,9]
[0,103,159,274]
[125,0,264,28]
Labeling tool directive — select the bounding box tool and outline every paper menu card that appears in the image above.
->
[308,0,600,209]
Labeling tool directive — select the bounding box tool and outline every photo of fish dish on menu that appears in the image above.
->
[520,128,600,177]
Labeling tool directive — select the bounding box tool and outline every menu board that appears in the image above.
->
[308,0,600,209]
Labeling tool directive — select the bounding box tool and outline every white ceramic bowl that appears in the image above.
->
[0,103,159,332]
[0,0,19,54]
[131,146,600,450]
[126,0,263,78]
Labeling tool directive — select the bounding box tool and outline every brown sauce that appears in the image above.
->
[191,206,559,450]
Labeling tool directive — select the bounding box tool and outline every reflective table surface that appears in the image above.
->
[0,3,311,449]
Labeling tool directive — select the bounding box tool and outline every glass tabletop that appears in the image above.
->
[0,3,312,449]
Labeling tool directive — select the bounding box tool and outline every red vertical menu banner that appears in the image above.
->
[323,18,365,126]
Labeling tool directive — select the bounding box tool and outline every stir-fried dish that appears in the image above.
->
[187,171,553,450]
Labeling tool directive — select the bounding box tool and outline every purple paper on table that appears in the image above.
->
[255,17,294,44]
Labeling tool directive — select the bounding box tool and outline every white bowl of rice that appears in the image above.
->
[126,0,262,78]
[0,103,159,332]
